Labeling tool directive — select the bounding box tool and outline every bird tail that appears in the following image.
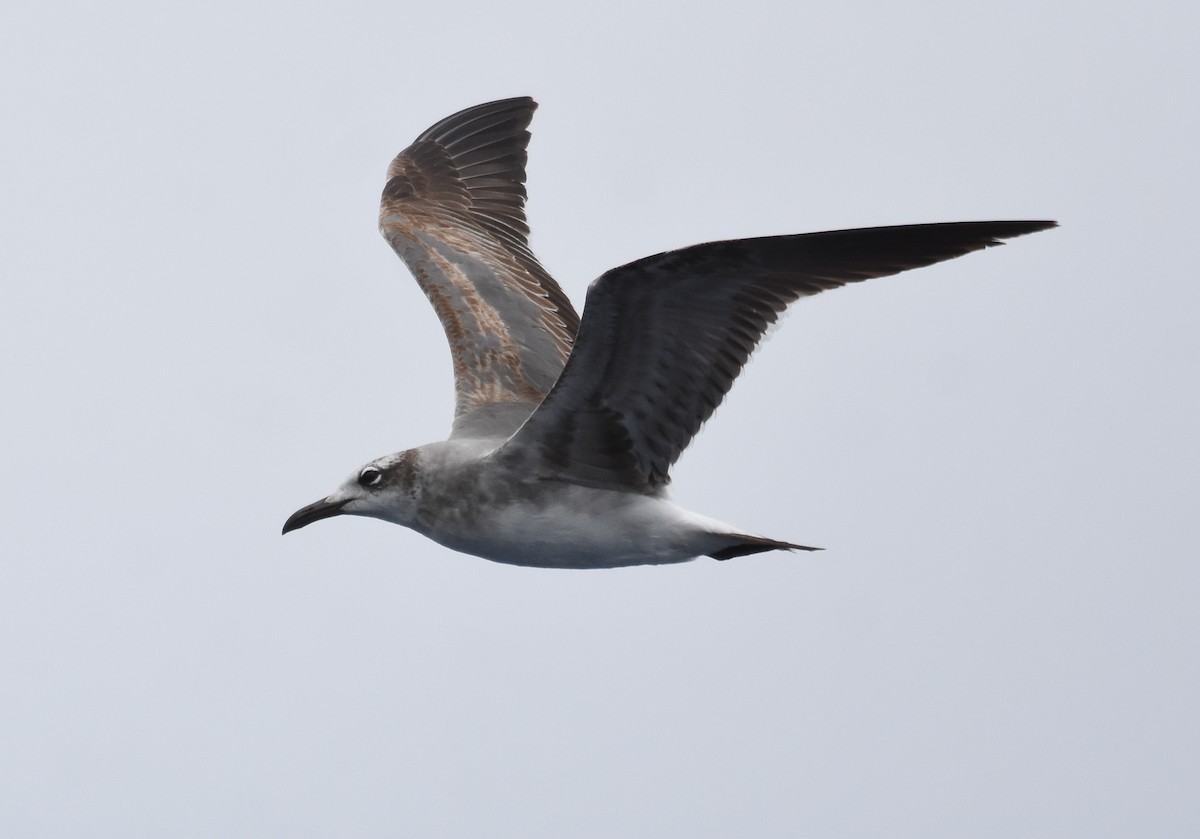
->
[706,534,822,561]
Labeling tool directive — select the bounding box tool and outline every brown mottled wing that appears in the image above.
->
[498,221,1056,492]
[378,97,580,439]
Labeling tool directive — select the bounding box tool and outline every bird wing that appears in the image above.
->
[378,97,580,439]
[496,220,1056,492]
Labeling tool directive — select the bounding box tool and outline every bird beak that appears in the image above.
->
[282,497,349,534]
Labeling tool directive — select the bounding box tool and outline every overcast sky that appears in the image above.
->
[3,1,1197,836]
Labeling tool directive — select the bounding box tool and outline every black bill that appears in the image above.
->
[282,497,348,534]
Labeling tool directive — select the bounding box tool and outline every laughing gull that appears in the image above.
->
[283,97,1054,568]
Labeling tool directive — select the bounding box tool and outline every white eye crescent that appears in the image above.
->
[358,467,383,487]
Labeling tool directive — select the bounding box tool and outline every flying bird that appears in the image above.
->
[283,97,1054,568]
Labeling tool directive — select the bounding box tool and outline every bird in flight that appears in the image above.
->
[283,97,1054,568]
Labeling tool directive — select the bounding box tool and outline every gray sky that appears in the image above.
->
[3,1,1197,836]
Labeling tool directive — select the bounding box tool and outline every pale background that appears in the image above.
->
[3,1,1196,836]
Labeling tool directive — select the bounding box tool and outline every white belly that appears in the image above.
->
[420,485,733,569]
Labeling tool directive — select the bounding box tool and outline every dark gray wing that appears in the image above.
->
[378,97,580,439]
[496,220,1056,491]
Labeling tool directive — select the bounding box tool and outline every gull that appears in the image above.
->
[283,97,1054,568]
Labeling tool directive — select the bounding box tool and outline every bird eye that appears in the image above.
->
[358,467,382,487]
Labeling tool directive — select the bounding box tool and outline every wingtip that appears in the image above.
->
[1000,219,1059,239]
[986,220,1057,251]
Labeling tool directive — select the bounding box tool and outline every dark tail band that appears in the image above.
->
[708,534,822,561]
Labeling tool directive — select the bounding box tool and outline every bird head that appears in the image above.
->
[282,450,420,534]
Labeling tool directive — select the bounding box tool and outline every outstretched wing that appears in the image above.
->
[378,97,580,439]
[497,220,1056,492]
